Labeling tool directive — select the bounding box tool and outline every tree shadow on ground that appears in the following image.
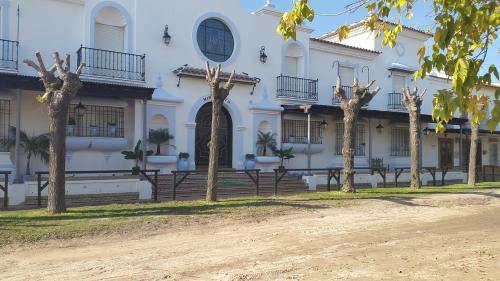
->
[0,199,329,224]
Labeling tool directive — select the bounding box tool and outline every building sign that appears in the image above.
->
[202,95,231,104]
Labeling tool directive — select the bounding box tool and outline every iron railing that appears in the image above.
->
[0,39,19,71]
[388,92,406,111]
[282,119,323,144]
[77,46,145,81]
[67,104,124,138]
[276,75,318,101]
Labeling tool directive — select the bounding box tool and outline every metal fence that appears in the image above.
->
[388,92,406,111]
[276,75,318,101]
[77,46,146,81]
[67,104,125,138]
[0,39,19,71]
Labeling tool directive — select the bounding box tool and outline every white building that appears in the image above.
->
[0,0,498,184]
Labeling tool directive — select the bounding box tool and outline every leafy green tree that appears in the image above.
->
[148,128,174,155]
[3,127,49,175]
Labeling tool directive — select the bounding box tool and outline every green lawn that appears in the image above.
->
[1,182,499,247]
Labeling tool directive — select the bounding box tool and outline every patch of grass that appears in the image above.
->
[0,182,499,247]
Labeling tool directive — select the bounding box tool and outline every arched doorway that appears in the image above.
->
[195,103,233,168]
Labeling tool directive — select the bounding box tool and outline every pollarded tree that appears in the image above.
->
[24,52,85,213]
[402,87,426,189]
[335,77,380,193]
[205,62,236,202]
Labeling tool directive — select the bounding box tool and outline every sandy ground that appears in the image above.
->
[1,191,500,281]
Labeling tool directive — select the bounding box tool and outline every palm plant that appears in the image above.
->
[148,128,175,155]
[121,140,153,174]
[2,127,49,175]
[273,147,295,169]
[256,131,277,156]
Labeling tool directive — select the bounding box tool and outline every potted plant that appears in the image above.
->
[177,152,190,171]
[273,147,295,170]
[108,122,117,136]
[256,131,277,156]
[89,124,98,136]
[67,117,76,135]
[244,154,256,169]
[148,128,175,155]
[121,140,153,175]
[2,127,49,176]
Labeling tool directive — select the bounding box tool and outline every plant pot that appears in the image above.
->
[244,159,256,170]
[67,125,75,135]
[131,166,141,175]
[89,126,98,136]
[108,125,117,136]
[177,158,190,171]
[278,165,286,171]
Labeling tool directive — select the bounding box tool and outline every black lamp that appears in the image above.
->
[260,46,267,64]
[319,120,328,130]
[376,124,384,134]
[163,25,171,45]
[74,101,86,117]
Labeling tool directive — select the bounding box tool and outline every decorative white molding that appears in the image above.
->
[310,41,379,60]
[249,88,283,112]
[152,74,184,103]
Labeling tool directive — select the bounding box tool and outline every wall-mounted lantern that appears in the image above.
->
[376,124,384,134]
[74,101,86,117]
[260,46,268,64]
[319,120,328,130]
[163,25,172,45]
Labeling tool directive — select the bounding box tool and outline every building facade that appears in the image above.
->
[0,0,499,181]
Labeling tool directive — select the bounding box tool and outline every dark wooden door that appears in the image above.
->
[439,139,454,169]
[195,103,232,168]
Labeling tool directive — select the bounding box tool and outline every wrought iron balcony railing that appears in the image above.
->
[77,46,145,82]
[0,39,19,71]
[332,86,368,108]
[276,75,318,101]
[388,92,406,111]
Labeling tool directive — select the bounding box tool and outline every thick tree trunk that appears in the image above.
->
[468,117,479,186]
[47,106,68,213]
[335,77,380,193]
[402,88,425,189]
[342,110,356,192]
[206,99,222,201]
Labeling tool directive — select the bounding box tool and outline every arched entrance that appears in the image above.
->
[195,103,233,168]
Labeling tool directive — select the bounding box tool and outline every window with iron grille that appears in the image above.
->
[0,100,10,152]
[335,123,366,156]
[282,119,323,144]
[391,127,410,156]
[67,104,124,138]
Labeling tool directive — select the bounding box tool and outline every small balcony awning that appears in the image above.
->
[387,62,418,74]
[173,66,260,86]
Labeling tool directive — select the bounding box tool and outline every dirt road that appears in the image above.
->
[1,191,500,280]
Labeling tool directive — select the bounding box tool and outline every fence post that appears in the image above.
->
[154,170,158,202]
[256,170,260,196]
[3,173,8,209]
[327,169,331,192]
[37,173,42,207]
[492,166,495,182]
[274,170,278,196]
[172,172,177,201]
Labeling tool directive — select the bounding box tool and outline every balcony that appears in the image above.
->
[332,86,368,108]
[77,46,145,82]
[0,39,19,72]
[276,75,318,102]
[388,92,406,111]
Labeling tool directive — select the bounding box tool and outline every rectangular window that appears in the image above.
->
[0,99,10,152]
[282,119,323,144]
[336,123,366,156]
[67,104,124,138]
[391,127,410,156]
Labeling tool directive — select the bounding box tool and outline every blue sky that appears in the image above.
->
[241,0,499,82]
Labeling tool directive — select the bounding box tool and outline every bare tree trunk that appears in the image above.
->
[335,77,380,193]
[47,106,69,213]
[206,99,222,201]
[468,116,479,186]
[205,63,235,202]
[342,109,356,192]
[24,52,84,213]
[403,88,425,189]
